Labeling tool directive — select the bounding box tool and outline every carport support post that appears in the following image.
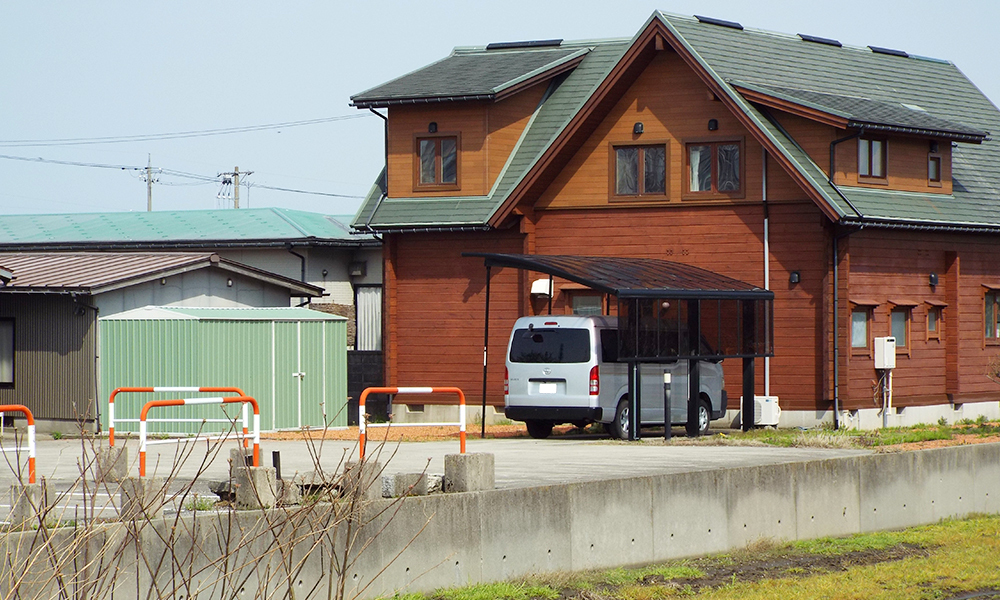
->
[742,299,757,432]
[686,299,701,437]
[481,265,491,438]
[627,360,640,441]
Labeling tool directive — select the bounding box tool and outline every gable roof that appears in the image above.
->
[352,11,1000,233]
[0,208,378,251]
[101,306,346,321]
[0,252,323,297]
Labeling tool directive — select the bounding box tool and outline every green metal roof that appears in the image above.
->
[101,306,347,321]
[353,11,1000,232]
[0,207,378,250]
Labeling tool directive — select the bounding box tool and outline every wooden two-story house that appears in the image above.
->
[350,11,1000,429]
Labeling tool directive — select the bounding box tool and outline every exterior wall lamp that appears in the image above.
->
[633,122,644,135]
[708,119,719,131]
[789,271,801,284]
[929,272,938,286]
[428,122,438,133]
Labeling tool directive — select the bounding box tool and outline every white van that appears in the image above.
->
[504,315,727,439]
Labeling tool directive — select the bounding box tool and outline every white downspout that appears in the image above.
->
[762,147,770,398]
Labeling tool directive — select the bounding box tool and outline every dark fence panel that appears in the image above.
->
[347,350,385,425]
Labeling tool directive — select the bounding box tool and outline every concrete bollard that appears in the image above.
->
[229,447,258,480]
[444,453,495,493]
[342,460,384,502]
[9,481,55,529]
[96,446,130,483]
[120,477,166,521]
[275,478,301,506]
[234,467,276,509]
[382,472,429,498]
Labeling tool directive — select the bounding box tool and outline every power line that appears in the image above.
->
[0,114,370,148]
[0,153,140,171]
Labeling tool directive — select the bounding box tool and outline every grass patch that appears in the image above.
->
[183,495,216,512]
[397,515,1000,600]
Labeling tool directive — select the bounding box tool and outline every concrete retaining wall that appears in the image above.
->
[3,443,999,599]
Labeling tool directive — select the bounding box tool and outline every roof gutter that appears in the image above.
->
[367,225,492,235]
[352,94,496,109]
[847,121,988,143]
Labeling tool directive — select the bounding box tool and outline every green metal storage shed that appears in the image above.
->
[99,306,348,435]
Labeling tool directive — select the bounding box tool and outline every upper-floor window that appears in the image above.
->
[415,135,459,188]
[927,306,942,341]
[986,290,1000,341]
[858,137,886,179]
[928,154,942,186]
[686,140,742,196]
[851,308,870,349]
[613,144,666,198]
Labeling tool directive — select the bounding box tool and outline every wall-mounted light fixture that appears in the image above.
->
[348,262,367,277]
[929,140,939,153]
[633,122,644,135]
[160,278,166,285]
[321,269,329,278]
[226,278,234,287]
[529,278,553,298]
[708,119,719,131]
[428,122,438,133]
[929,272,938,286]
[789,271,801,284]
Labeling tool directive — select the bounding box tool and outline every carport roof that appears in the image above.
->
[464,253,773,299]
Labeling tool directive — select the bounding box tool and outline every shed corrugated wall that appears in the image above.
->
[99,314,347,435]
[0,295,97,421]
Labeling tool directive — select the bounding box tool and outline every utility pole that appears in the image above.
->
[147,154,153,212]
[219,166,252,209]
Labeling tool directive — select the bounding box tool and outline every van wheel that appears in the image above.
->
[697,399,712,436]
[525,420,553,439]
[610,398,630,440]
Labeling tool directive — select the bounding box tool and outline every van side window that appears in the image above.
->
[600,329,620,363]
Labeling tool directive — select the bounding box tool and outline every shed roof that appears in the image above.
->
[0,208,377,251]
[0,252,323,297]
[100,306,346,321]
[353,11,1000,233]
[465,253,772,299]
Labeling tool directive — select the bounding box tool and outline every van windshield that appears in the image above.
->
[509,328,590,363]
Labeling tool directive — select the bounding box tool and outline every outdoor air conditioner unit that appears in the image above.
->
[740,395,781,426]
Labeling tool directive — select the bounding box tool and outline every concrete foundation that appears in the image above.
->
[120,477,166,521]
[444,453,494,493]
[724,401,1000,430]
[342,460,384,502]
[8,481,55,528]
[234,467,276,509]
[96,446,130,482]
[389,403,507,426]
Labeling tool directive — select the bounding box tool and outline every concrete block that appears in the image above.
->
[342,460,384,502]
[971,443,1000,514]
[96,446,130,482]
[234,467,277,509]
[9,481,56,528]
[652,469,729,561]
[793,456,862,541]
[383,472,429,498]
[444,453,494,493]
[275,478,301,506]
[478,486,573,582]
[120,477,166,521]
[924,446,978,521]
[726,463,797,547]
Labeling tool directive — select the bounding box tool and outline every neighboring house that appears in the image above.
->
[349,11,1000,428]
[0,252,323,429]
[0,208,382,350]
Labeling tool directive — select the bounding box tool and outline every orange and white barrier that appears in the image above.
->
[0,404,36,484]
[109,386,249,448]
[139,396,260,477]
[358,387,466,460]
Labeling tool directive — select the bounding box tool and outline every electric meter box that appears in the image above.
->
[874,336,896,369]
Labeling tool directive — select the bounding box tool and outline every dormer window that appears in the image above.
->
[928,154,942,186]
[415,134,459,189]
[858,137,886,179]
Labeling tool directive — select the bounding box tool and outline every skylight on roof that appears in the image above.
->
[694,15,743,30]
[486,39,563,50]
[797,33,842,47]
[869,45,909,58]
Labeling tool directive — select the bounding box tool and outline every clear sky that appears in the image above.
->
[3,0,997,217]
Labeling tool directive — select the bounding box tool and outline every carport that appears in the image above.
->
[464,253,774,440]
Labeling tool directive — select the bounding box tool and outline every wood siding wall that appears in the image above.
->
[383,229,524,405]
[0,295,97,421]
[386,84,546,199]
[842,229,1000,408]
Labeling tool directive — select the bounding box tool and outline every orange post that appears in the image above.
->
[0,404,36,484]
[358,387,466,461]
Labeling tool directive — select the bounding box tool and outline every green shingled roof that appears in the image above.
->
[0,207,378,249]
[353,11,1000,231]
[351,46,590,108]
